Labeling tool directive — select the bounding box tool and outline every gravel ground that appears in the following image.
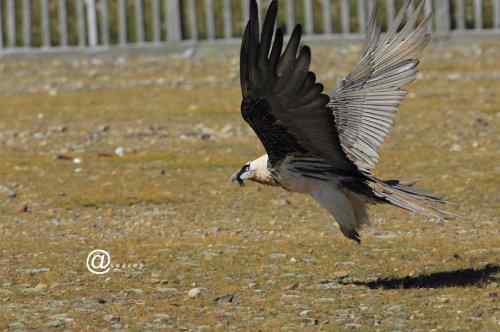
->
[0,39,499,331]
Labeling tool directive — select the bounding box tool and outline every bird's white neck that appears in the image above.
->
[249,154,276,186]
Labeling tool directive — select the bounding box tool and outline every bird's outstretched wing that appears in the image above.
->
[240,0,356,172]
[329,0,431,173]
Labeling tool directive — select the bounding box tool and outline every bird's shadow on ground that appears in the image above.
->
[342,264,500,289]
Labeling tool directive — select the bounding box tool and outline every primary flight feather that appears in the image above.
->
[232,0,450,242]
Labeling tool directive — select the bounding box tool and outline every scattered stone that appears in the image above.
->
[0,185,16,198]
[104,314,120,323]
[46,319,65,328]
[157,287,178,294]
[35,283,48,290]
[284,282,299,291]
[23,267,50,275]
[115,146,125,157]
[22,287,45,295]
[8,321,25,330]
[450,144,462,152]
[300,310,312,317]
[333,271,349,279]
[98,125,110,133]
[153,313,171,323]
[125,288,144,296]
[214,293,239,304]
[270,253,287,260]
[0,288,13,296]
[50,218,62,225]
[33,132,46,139]
[18,204,30,213]
[56,154,74,161]
[188,287,204,298]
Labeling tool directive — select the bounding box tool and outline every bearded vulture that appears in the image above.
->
[231,0,450,242]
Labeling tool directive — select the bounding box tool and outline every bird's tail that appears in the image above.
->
[369,177,455,220]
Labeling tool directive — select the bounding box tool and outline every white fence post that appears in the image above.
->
[357,0,366,33]
[0,4,3,50]
[223,0,233,39]
[41,0,51,48]
[341,0,350,34]
[286,0,295,34]
[205,0,216,40]
[304,0,314,35]
[474,0,483,30]
[59,0,68,47]
[321,0,332,34]
[436,0,450,34]
[7,0,15,48]
[100,0,110,46]
[386,0,395,28]
[167,0,182,41]
[76,0,86,47]
[22,0,31,47]
[134,0,145,43]
[188,0,198,40]
[152,0,161,43]
[118,0,127,45]
[86,0,98,47]
[495,0,500,29]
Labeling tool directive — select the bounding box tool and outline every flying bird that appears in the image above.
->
[232,0,450,242]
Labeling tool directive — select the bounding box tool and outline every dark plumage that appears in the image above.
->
[234,0,452,242]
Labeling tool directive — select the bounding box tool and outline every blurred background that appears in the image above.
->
[0,1,499,331]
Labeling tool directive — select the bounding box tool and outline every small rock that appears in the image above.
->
[214,293,238,304]
[270,253,287,260]
[56,154,73,161]
[290,257,297,263]
[300,310,312,317]
[333,271,349,279]
[115,146,125,157]
[8,321,25,330]
[0,185,16,198]
[35,283,48,290]
[125,288,144,296]
[18,204,30,213]
[103,314,120,323]
[46,320,64,328]
[33,132,46,139]
[153,313,171,323]
[73,158,82,164]
[188,287,204,298]
[284,283,299,291]
[450,144,462,152]
[25,267,50,274]
[22,287,45,294]
[157,287,178,294]
[50,218,62,225]
[0,288,13,296]
[98,125,110,133]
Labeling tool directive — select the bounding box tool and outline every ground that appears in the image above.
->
[0,39,499,331]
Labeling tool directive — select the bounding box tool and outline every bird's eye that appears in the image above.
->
[243,164,250,172]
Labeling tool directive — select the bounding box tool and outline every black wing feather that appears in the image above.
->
[240,0,357,172]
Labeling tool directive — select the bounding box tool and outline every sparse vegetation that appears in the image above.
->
[0,39,499,330]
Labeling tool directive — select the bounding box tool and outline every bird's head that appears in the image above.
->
[230,154,276,187]
[231,162,253,186]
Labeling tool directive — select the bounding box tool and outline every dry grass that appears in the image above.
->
[0,40,499,331]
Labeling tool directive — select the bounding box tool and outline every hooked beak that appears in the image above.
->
[230,169,246,187]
